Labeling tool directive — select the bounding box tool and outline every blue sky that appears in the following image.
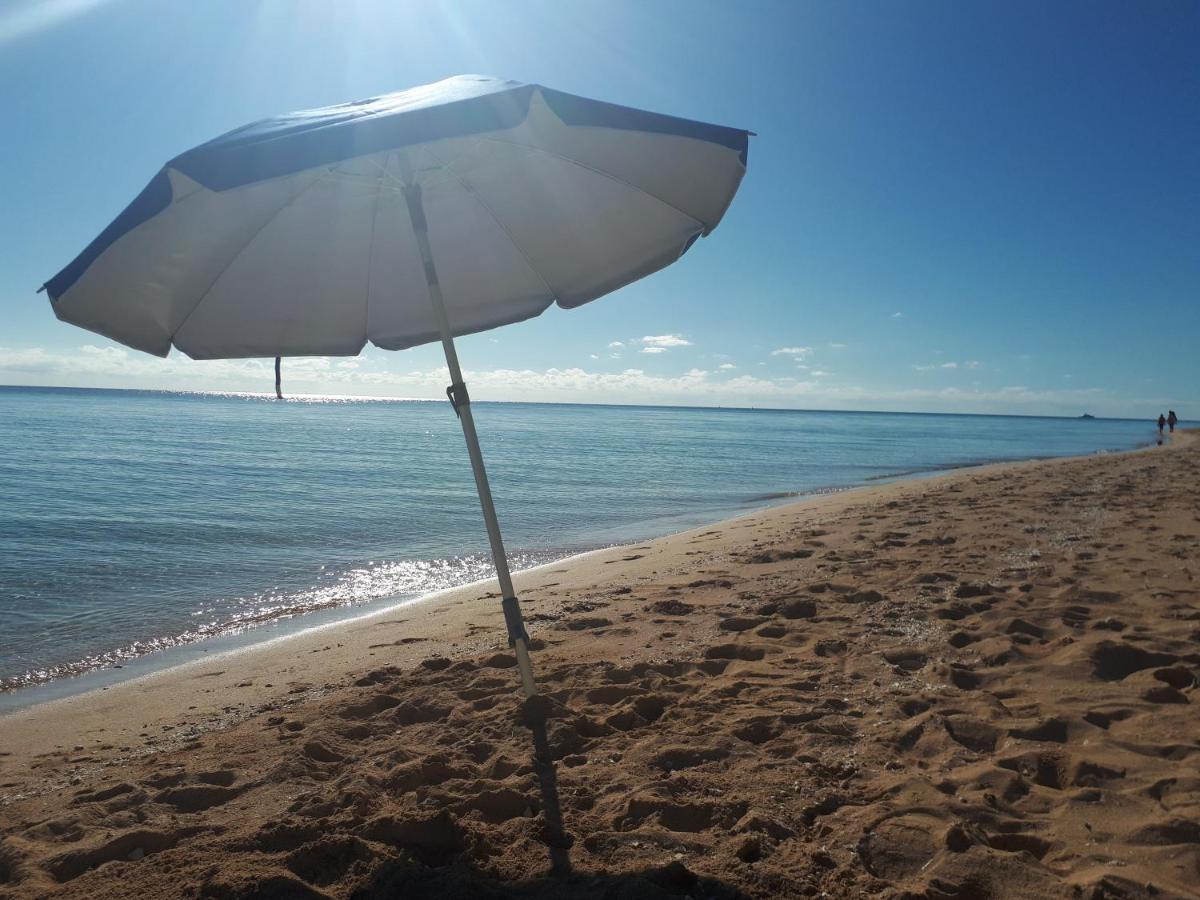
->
[1,0,1196,416]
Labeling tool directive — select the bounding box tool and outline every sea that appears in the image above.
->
[0,385,1164,710]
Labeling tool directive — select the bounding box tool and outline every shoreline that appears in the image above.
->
[0,440,1153,713]
[0,431,1195,898]
[0,436,1170,774]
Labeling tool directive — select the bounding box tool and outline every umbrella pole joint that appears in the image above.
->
[501,595,530,646]
[446,381,469,416]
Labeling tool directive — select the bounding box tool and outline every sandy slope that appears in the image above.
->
[1,434,1198,899]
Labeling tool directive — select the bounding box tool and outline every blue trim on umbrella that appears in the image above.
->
[42,170,173,302]
[173,81,536,192]
[42,76,751,304]
[540,87,749,165]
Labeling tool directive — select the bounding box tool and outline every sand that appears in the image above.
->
[1,433,1198,899]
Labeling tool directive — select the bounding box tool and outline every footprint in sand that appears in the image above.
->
[45,829,186,883]
[154,783,244,813]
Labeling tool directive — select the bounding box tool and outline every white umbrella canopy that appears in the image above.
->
[43,75,751,697]
[44,75,749,359]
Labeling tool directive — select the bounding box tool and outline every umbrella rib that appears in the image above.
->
[169,168,336,351]
[469,136,708,231]
[419,145,561,305]
[362,159,387,346]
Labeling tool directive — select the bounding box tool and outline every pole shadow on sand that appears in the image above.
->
[521,698,573,877]
[357,700,746,898]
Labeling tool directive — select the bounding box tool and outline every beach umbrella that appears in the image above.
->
[41,75,750,699]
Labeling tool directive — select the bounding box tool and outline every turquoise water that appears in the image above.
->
[0,386,1162,699]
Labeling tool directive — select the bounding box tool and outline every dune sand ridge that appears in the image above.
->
[1,433,1198,899]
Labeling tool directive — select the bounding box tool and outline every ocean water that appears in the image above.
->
[0,386,1161,704]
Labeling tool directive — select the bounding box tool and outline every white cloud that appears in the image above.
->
[640,335,691,349]
[0,345,434,395]
[965,360,982,369]
[770,346,811,357]
[891,312,904,319]
[639,346,667,354]
[941,362,958,369]
[0,344,1174,417]
[607,341,624,348]
[810,370,830,378]
[589,353,599,360]
[718,363,737,370]
[828,342,846,349]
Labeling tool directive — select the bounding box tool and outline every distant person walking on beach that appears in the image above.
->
[1158,414,1167,436]
[1168,410,1178,432]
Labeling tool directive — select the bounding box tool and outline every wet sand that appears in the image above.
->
[1,433,1197,899]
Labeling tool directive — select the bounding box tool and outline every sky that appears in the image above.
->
[0,0,1196,417]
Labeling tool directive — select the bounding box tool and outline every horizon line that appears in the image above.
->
[0,382,1159,424]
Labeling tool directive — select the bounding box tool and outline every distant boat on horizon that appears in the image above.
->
[1079,413,1096,420]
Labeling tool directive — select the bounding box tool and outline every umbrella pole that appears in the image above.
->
[404,185,538,699]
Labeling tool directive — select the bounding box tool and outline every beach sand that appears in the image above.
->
[1,433,1198,899]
